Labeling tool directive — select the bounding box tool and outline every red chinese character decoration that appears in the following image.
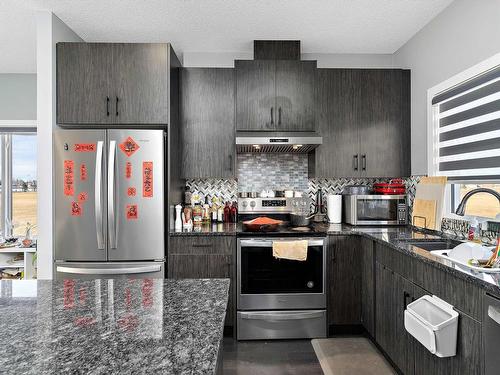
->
[119,137,140,157]
[64,160,74,196]
[127,187,136,197]
[71,201,83,216]
[74,143,96,152]
[125,162,132,179]
[80,163,87,181]
[126,204,138,220]
[142,161,153,198]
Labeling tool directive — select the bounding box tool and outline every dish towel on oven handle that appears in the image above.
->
[272,240,308,261]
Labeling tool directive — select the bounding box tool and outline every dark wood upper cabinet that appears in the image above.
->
[57,43,112,125]
[235,60,276,131]
[112,44,168,124]
[314,69,359,177]
[313,68,411,178]
[180,68,235,178]
[236,59,315,131]
[57,42,170,126]
[358,69,411,178]
[275,60,316,131]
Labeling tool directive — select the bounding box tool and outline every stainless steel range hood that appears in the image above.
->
[236,132,322,153]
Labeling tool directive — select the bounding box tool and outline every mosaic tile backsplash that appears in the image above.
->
[237,153,309,192]
[184,153,498,243]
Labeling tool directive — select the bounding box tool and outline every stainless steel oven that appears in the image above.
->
[343,194,408,225]
[237,237,327,340]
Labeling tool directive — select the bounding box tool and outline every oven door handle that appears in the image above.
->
[240,311,324,321]
[239,239,324,247]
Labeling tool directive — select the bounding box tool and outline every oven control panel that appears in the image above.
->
[238,198,292,213]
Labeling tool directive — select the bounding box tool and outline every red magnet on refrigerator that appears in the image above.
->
[80,163,87,181]
[119,137,140,157]
[78,192,88,202]
[125,162,132,179]
[142,161,153,198]
[71,201,83,216]
[64,160,74,196]
[126,204,138,220]
[74,143,96,152]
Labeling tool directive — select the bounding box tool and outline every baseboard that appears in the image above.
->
[328,324,365,336]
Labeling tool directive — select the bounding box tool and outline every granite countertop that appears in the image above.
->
[0,278,229,374]
[169,220,500,295]
[316,223,500,296]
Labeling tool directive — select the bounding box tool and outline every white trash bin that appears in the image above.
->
[404,295,459,357]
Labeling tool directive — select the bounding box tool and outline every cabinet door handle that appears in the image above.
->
[228,154,233,172]
[192,244,213,248]
[353,155,359,171]
[115,96,119,116]
[106,96,110,116]
[403,291,411,310]
[270,107,274,126]
[278,107,282,125]
[362,154,366,171]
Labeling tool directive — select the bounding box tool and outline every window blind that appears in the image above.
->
[433,65,500,181]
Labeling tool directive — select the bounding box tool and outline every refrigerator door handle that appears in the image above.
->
[56,265,161,275]
[108,140,117,249]
[95,141,105,249]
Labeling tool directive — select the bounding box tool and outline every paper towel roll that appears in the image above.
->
[327,195,342,224]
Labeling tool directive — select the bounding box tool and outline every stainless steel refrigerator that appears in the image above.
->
[54,129,165,279]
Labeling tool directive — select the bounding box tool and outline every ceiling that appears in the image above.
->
[0,0,454,73]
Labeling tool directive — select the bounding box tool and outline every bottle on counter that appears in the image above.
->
[217,204,224,223]
[182,205,193,229]
[230,201,238,223]
[202,196,211,224]
[211,197,218,222]
[175,204,183,231]
[224,202,231,223]
[192,199,203,227]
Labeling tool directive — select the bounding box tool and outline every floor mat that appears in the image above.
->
[311,337,396,375]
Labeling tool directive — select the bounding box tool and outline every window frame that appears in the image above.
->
[427,54,500,220]
[0,121,37,237]
[427,52,500,178]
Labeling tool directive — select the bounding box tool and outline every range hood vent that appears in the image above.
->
[236,132,322,154]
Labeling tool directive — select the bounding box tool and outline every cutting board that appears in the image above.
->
[412,199,437,229]
[412,177,447,230]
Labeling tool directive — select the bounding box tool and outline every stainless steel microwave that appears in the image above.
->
[343,195,408,226]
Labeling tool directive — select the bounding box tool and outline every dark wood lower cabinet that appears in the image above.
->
[375,259,483,375]
[375,261,415,375]
[360,237,375,337]
[328,236,362,326]
[168,236,236,326]
[412,285,483,375]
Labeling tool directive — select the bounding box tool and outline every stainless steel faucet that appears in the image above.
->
[455,188,500,216]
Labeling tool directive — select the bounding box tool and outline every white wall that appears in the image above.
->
[393,0,500,175]
[0,74,36,120]
[183,51,394,68]
[302,53,394,68]
[36,12,83,279]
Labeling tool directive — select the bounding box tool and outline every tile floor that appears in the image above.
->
[222,338,323,375]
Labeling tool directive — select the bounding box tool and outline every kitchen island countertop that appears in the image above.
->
[0,278,229,374]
